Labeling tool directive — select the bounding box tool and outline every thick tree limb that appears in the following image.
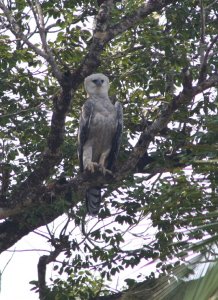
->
[0,0,175,211]
[1,2,217,299]
[0,0,115,220]
[1,87,72,212]
[38,248,65,300]
[71,0,175,82]
[38,255,48,300]
[0,168,107,220]
[119,74,218,175]
[198,34,218,83]
[0,0,113,216]
[69,0,115,84]
[107,0,176,40]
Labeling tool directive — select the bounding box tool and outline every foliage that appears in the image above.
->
[0,0,218,299]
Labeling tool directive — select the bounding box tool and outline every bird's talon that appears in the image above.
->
[85,162,98,173]
[99,165,112,176]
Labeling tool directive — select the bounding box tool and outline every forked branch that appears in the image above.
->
[0,0,63,81]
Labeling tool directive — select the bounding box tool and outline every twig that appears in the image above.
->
[1,247,15,274]
[0,104,42,119]
[6,248,50,253]
[205,0,218,10]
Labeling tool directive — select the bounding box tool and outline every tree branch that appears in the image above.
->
[0,167,108,220]
[199,0,206,69]
[0,74,218,252]
[70,0,115,84]
[4,0,176,210]
[0,0,117,224]
[119,74,218,175]
[38,248,64,300]
[34,0,63,82]
[107,0,176,40]
[198,34,218,83]
[0,0,63,81]
[0,87,72,218]
[1,0,217,254]
[71,0,175,84]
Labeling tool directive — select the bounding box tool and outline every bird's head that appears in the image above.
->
[84,73,109,97]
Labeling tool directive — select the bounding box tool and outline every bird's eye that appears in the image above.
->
[92,79,104,85]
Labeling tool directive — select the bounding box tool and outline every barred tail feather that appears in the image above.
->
[86,187,101,215]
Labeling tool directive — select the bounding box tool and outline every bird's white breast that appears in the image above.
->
[88,98,117,161]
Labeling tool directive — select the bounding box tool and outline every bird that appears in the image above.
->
[78,73,123,216]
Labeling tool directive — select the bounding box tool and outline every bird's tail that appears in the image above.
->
[86,187,101,216]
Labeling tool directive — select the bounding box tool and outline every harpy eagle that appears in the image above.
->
[78,73,123,215]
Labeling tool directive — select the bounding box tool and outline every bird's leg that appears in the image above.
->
[83,146,98,173]
[99,150,112,175]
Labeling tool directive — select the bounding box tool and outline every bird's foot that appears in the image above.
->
[85,162,99,173]
[85,162,112,176]
[99,165,112,176]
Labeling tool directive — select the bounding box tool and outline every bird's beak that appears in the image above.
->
[95,79,103,87]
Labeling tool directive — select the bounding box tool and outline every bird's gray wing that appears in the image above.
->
[107,101,123,170]
[78,100,101,215]
[78,100,93,172]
